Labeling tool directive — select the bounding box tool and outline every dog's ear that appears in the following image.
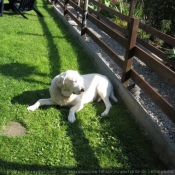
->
[56,72,66,88]
[56,72,72,97]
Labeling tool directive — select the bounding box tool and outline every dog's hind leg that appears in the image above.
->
[27,98,55,111]
[110,90,118,102]
[101,97,112,116]
[100,91,118,116]
[97,85,114,116]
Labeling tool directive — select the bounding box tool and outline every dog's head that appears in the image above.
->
[56,70,85,97]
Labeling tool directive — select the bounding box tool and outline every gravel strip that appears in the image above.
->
[55,3,175,143]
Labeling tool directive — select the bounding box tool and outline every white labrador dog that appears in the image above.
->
[27,70,118,123]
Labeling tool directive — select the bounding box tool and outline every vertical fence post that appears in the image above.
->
[64,0,69,17]
[76,0,80,19]
[127,0,135,32]
[129,0,135,18]
[97,0,102,20]
[81,0,89,39]
[121,17,139,87]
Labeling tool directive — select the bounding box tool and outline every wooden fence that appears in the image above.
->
[54,0,175,124]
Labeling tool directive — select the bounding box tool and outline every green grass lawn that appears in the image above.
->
[0,0,167,174]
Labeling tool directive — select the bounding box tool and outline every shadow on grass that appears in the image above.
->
[37,0,96,75]
[17,31,65,39]
[0,62,49,85]
[0,0,166,173]
[9,0,101,172]
[36,1,102,170]
[94,102,166,170]
[11,92,102,170]
[11,89,49,105]
[0,158,88,174]
[65,121,101,170]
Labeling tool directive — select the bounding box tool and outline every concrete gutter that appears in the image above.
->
[52,5,175,167]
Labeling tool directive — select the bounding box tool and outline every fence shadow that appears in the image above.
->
[1,0,166,173]
[0,62,49,85]
[35,1,102,168]
[0,158,76,174]
[11,89,49,105]
[9,0,101,172]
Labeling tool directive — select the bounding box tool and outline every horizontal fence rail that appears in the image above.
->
[86,27,124,69]
[88,7,129,37]
[131,70,175,124]
[139,22,175,47]
[89,0,131,23]
[137,24,175,69]
[87,13,128,48]
[134,46,175,88]
[136,38,175,68]
[54,0,175,124]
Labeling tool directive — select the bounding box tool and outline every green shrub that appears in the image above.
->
[113,17,127,28]
[164,48,175,59]
[143,0,175,38]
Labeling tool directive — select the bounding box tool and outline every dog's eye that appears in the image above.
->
[74,80,77,83]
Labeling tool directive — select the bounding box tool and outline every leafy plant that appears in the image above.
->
[113,0,144,28]
[164,48,175,59]
[133,5,143,18]
[115,0,129,15]
[143,0,175,38]
[113,17,127,28]
[100,0,118,18]
[88,2,98,11]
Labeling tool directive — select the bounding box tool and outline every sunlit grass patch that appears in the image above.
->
[0,0,167,174]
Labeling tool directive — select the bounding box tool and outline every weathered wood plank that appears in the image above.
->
[126,0,135,31]
[64,0,69,16]
[67,11,81,25]
[139,23,175,47]
[131,70,175,124]
[86,28,124,69]
[88,14,128,48]
[137,37,175,68]
[88,8,129,37]
[89,0,131,22]
[135,46,175,88]
[69,0,83,14]
[122,18,139,86]
[56,0,64,9]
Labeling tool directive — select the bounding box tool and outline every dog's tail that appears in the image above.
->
[110,90,118,102]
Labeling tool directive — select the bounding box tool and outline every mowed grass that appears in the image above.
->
[0,0,167,174]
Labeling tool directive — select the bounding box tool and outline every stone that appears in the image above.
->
[1,121,27,137]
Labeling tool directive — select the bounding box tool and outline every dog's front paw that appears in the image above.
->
[101,111,108,117]
[68,114,76,123]
[27,105,37,111]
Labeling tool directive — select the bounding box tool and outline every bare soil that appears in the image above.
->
[2,121,27,137]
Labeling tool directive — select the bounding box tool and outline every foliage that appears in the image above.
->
[113,17,127,28]
[89,0,143,20]
[143,0,175,38]
[88,0,117,18]
[100,0,118,18]
[115,0,129,15]
[113,0,143,29]
[88,2,98,11]
[127,0,144,9]
[164,48,175,59]
[120,0,144,18]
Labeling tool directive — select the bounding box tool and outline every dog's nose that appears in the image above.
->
[81,88,85,92]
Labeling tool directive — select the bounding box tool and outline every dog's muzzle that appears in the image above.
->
[72,88,85,95]
[81,88,85,92]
